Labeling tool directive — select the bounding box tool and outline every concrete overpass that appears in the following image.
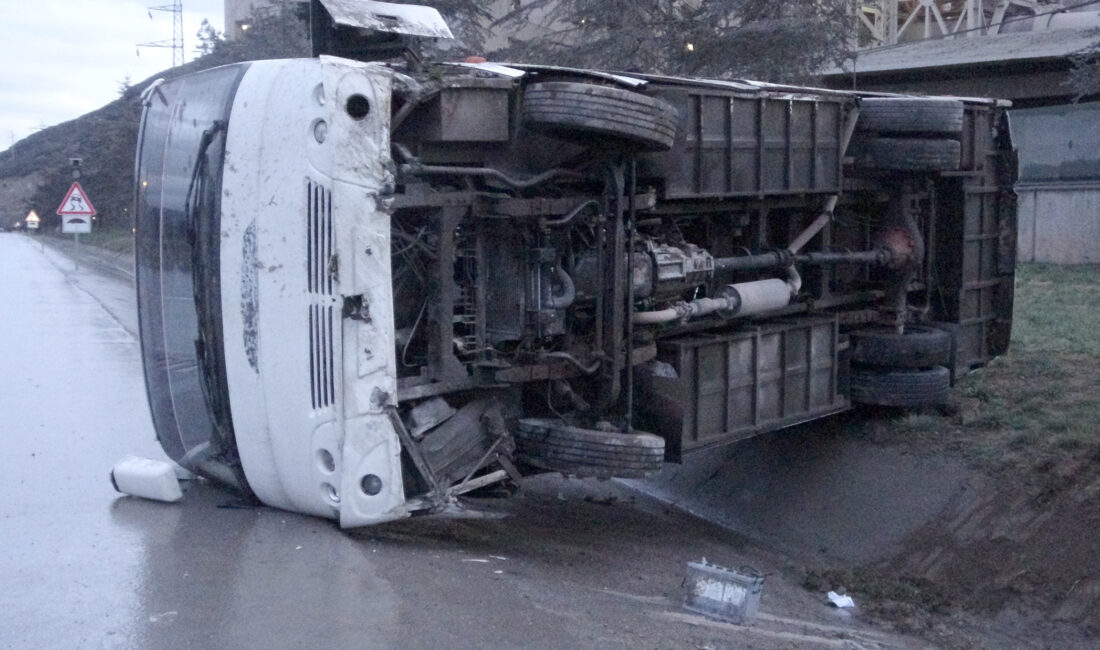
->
[828,26,1099,107]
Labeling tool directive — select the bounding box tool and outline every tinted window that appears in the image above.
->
[134,64,249,490]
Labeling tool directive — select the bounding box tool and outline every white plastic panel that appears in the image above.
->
[319,0,453,39]
[220,57,406,527]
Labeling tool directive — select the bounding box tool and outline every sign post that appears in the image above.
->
[57,181,96,243]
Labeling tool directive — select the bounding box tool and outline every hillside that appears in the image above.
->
[0,5,309,232]
[0,61,205,232]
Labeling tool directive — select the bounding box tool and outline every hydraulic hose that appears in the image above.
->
[398,163,584,189]
[541,265,576,310]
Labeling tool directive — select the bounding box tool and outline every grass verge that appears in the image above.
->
[806,264,1100,629]
[864,262,1100,474]
[44,225,134,257]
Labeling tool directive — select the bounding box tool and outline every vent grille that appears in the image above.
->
[309,304,336,410]
[307,181,333,296]
[307,180,336,410]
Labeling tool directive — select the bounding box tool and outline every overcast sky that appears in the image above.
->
[0,0,226,148]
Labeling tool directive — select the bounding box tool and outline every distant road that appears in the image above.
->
[0,232,164,647]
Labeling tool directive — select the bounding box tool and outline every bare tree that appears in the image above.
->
[491,0,854,83]
[117,74,133,98]
[194,18,222,58]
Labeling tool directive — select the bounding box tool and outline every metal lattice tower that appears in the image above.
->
[138,1,185,67]
[852,1,1074,48]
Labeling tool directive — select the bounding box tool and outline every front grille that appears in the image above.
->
[307,180,333,296]
[309,304,336,409]
[307,180,336,410]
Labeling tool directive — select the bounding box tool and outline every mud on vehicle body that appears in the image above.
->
[133,2,1016,527]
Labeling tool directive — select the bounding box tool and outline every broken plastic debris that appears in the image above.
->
[110,456,183,502]
[148,611,178,623]
[683,560,764,625]
[827,591,855,608]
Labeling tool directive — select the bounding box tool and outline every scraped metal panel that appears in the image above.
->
[417,81,513,143]
[730,98,761,193]
[651,89,844,200]
[639,316,848,458]
[956,181,1001,369]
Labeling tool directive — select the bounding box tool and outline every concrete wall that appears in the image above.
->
[1016,182,1100,264]
[1010,103,1100,265]
[1010,103,1100,183]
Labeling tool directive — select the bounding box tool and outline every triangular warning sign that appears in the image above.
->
[57,182,96,216]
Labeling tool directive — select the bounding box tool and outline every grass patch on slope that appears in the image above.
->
[866,263,1100,472]
[45,225,134,257]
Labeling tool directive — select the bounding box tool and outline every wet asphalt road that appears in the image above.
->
[0,233,917,649]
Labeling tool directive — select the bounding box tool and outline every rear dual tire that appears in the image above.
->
[856,98,965,135]
[849,325,952,369]
[848,326,953,407]
[849,137,961,172]
[850,97,965,172]
[850,365,951,408]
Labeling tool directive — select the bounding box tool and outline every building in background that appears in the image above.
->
[1011,103,1100,263]
[225,0,283,39]
[834,1,1100,264]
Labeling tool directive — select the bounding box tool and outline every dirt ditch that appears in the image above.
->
[633,395,1099,648]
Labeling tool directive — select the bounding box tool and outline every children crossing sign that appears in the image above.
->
[57,181,96,234]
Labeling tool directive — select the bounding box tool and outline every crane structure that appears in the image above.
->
[851,0,1085,47]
